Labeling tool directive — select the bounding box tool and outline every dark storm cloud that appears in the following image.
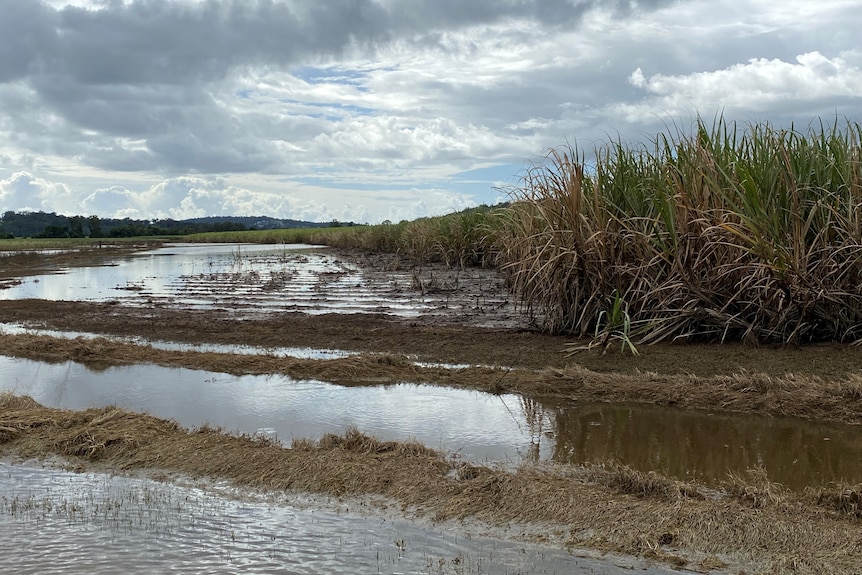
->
[0,0,678,175]
[49,0,388,85]
[1,0,677,86]
[0,0,58,82]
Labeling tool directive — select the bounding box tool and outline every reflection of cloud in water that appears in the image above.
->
[0,356,553,465]
[0,243,465,317]
[3,463,652,575]
[4,349,858,490]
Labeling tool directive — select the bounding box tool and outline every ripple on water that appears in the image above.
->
[0,462,675,575]
[0,243,475,318]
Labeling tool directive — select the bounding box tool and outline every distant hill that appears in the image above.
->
[0,211,350,239]
[181,216,334,231]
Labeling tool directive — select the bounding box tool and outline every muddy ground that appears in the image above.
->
[3,246,862,379]
[3,244,862,574]
[4,295,862,377]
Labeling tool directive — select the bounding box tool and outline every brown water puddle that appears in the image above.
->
[545,400,862,491]
[3,355,860,490]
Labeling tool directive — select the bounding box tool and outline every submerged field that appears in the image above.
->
[1,240,862,574]
[3,118,862,573]
[4,393,862,575]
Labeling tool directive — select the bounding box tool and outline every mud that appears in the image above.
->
[4,331,862,428]
[4,296,862,380]
[3,244,862,377]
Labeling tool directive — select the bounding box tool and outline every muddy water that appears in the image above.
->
[0,357,552,463]
[1,463,678,575]
[0,323,356,360]
[3,356,861,489]
[0,243,507,319]
[548,401,862,490]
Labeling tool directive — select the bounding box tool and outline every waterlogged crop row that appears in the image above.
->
[191,117,862,345]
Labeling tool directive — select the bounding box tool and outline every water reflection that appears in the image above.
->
[0,322,355,360]
[3,463,669,575]
[0,357,550,463]
[2,355,860,490]
[547,401,862,491]
[0,243,436,316]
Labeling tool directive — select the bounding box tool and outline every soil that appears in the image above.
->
[3,281,862,380]
[3,243,862,574]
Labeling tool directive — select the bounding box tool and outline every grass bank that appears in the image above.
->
[2,393,861,574]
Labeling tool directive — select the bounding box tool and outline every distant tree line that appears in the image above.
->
[0,211,352,238]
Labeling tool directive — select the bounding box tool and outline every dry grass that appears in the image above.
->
[723,467,791,509]
[579,461,704,500]
[812,484,862,519]
[2,395,862,574]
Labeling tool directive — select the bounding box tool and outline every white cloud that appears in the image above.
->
[620,52,862,121]
[0,0,861,223]
[73,175,479,225]
[0,171,71,213]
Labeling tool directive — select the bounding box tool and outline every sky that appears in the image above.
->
[0,0,860,224]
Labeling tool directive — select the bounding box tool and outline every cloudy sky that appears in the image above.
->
[0,0,860,224]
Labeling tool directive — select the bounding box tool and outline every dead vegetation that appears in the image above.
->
[2,393,861,575]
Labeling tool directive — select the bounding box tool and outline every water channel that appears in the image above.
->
[2,462,682,574]
[3,355,861,490]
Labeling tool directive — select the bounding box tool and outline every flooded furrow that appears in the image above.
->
[0,243,510,320]
[2,462,672,575]
[0,323,357,360]
[3,355,862,489]
[0,357,552,463]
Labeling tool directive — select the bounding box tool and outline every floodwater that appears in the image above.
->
[0,323,356,361]
[548,400,862,490]
[0,463,680,575]
[0,242,508,319]
[3,356,861,490]
[0,357,552,463]
[1,241,860,572]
